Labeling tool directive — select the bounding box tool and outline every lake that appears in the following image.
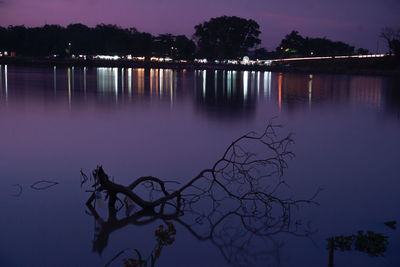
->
[0,65,399,267]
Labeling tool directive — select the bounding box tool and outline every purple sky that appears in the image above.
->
[0,0,399,52]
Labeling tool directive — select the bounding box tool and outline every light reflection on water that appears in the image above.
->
[0,65,399,267]
[0,66,392,111]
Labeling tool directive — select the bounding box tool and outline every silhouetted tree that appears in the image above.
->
[277,30,306,56]
[391,39,400,57]
[130,31,154,58]
[6,25,28,54]
[305,38,354,56]
[193,16,261,60]
[66,23,92,54]
[0,26,6,49]
[380,27,400,54]
[153,33,175,57]
[173,35,196,59]
[152,34,195,59]
[277,30,356,57]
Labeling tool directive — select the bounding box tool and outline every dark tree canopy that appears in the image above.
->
[0,24,192,58]
[278,30,306,55]
[380,27,400,55]
[153,34,196,59]
[193,16,261,60]
[391,39,400,57]
[277,30,357,57]
[1,22,378,60]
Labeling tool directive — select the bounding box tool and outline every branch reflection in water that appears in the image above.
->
[81,123,320,266]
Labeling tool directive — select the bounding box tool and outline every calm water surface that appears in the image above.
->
[0,65,399,266]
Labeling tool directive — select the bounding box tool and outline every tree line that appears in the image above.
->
[273,30,366,58]
[0,16,389,60]
[0,23,196,59]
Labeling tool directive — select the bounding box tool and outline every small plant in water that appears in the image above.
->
[328,230,389,257]
[327,230,389,267]
[105,222,176,267]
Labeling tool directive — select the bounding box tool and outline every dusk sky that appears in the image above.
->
[0,0,399,52]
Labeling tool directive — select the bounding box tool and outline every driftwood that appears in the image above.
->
[84,124,297,210]
[82,123,320,265]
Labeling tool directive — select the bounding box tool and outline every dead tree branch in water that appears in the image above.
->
[82,123,319,265]
[84,124,297,210]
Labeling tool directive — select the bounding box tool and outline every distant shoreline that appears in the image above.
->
[0,56,399,77]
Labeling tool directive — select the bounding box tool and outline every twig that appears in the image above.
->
[30,180,59,190]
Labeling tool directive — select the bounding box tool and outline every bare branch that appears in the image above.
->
[82,123,319,265]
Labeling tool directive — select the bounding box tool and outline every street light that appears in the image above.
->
[68,42,72,57]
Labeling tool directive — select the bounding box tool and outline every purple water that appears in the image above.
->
[0,65,399,266]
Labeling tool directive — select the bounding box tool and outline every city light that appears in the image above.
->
[150,57,173,62]
[133,56,145,61]
[194,58,208,63]
[241,56,250,65]
[94,55,120,60]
